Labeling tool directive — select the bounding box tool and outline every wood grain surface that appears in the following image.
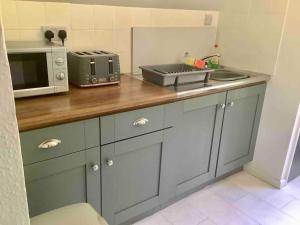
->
[15,74,269,131]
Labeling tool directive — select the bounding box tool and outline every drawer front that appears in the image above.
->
[21,118,99,165]
[101,105,164,145]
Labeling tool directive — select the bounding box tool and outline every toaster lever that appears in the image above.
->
[90,58,96,76]
[108,57,113,75]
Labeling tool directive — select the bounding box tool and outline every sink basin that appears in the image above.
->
[210,70,249,81]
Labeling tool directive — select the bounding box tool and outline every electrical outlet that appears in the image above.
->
[204,14,213,26]
[42,26,68,42]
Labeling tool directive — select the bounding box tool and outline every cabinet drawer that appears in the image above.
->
[101,105,164,144]
[21,118,99,165]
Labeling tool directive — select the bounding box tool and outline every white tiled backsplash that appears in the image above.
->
[1,0,219,73]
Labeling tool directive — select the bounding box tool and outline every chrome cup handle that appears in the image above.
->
[133,118,149,127]
[38,139,61,149]
[227,101,235,107]
[218,103,226,109]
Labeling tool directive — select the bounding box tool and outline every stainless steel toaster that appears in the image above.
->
[67,50,120,87]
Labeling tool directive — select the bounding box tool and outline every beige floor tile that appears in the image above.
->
[283,177,300,200]
[233,195,298,225]
[160,199,206,225]
[227,171,287,202]
[186,190,258,225]
[198,219,217,225]
[209,179,249,203]
[281,199,300,221]
[133,212,171,225]
[134,172,300,225]
[263,190,294,209]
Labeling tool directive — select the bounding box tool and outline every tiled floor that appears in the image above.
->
[133,171,300,225]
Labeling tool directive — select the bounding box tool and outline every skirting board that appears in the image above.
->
[244,164,288,189]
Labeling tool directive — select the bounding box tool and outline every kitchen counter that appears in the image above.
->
[15,72,270,132]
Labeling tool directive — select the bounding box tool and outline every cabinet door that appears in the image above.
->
[216,84,266,177]
[165,93,226,198]
[24,147,101,217]
[101,131,168,225]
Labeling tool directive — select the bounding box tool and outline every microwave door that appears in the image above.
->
[8,52,52,91]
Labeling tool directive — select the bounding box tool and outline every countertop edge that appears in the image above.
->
[17,74,269,132]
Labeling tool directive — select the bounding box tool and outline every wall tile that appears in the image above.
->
[250,0,288,14]
[113,28,131,53]
[221,0,251,15]
[152,8,179,27]
[117,51,131,73]
[114,6,132,29]
[71,4,93,30]
[2,0,18,29]
[19,29,44,41]
[131,7,154,27]
[208,11,219,27]
[1,2,219,74]
[187,10,206,26]
[93,5,114,29]
[16,1,45,29]
[45,2,71,26]
[71,29,95,50]
[4,29,20,41]
[94,29,114,51]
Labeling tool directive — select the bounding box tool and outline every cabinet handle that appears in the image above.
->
[106,159,114,167]
[227,101,235,107]
[91,164,99,172]
[38,139,61,149]
[218,103,226,109]
[133,118,149,127]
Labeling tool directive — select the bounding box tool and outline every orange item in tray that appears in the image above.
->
[194,59,206,69]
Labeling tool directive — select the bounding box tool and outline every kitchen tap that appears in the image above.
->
[202,54,221,83]
[201,54,221,61]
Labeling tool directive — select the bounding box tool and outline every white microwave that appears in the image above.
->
[6,41,69,98]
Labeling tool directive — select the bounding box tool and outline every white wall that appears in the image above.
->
[35,0,223,10]
[247,0,300,187]
[217,0,287,75]
[0,0,218,73]
[0,6,30,225]
[218,0,300,187]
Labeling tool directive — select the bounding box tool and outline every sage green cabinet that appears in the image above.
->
[20,118,99,165]
[164,84,266,199]
[101,105,165,145]
[20,83,267,223]
[216,84,266,177]
[24,147,101,217]
[101,131,171,225]
[164,93,226,199]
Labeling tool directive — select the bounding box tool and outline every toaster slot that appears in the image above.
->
[90,58,96,76]
[108,57,113,75]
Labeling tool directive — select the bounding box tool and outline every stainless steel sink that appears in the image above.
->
[210,70,249,81]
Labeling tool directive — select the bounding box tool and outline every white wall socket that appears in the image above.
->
[42,26,68,42]
[204,14,213,26]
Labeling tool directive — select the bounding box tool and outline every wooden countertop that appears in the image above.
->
[16,75,176,131]
[15,73,270,132]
